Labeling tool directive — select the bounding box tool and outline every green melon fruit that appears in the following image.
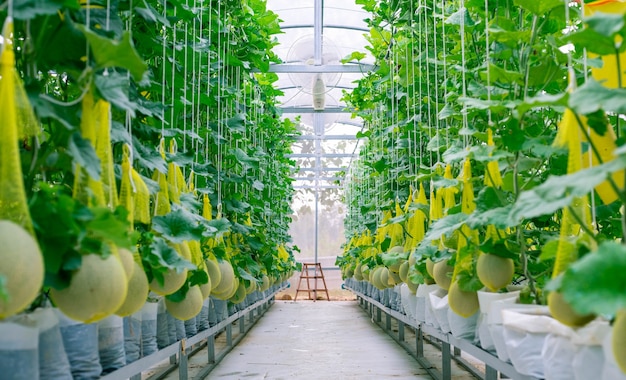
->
[433,260,454,290]
[199,268,212,299]
[371,267,384,290]
[426,258,435,278]
[205,258,222,291]
[260,274,271,291]
[406,280,418,294]
[548,291,595,327]
[388,269,401,286]
[399,261,410,283]
[0,220,45,319]
[354,264,364,281]
[230,281,247,304]
[149,243,190,296]
[51,254,128,323]
[116,261,149,317]
[612,309,626,374]
[408,250,417,266]
[448,281,479,318]
[165,285,203,321]
[212,260,235,295]
[379,267,390,288]
[245,279,257,294]
[477,253,515,291]
[117,248,135,280]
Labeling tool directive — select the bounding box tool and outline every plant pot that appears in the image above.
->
[123,311,141,364]
[571,320,609,380]
[477,290,519,352]
[416,284,439,323]
[140,301,158,356]
[30,308,72,380]
[98,315,126,375]
[602,323,626,380]
[501,305,556,379]
[0,317,40,380]
[55,308,102,380]
[448,308,478,340]
[428,288,450,333]
[488,300,527,363]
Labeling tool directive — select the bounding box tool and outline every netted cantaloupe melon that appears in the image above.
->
[426,258,435,278]
[399,261,410,283]
[116,261,149,317]
[448,281,479,318]
[50,253,128,323]
[230,281,247,304]
[205,258,221,291]
[0,220,45,319]
[165,285,203,321]
[199,268,212,299]
[612,309,626,374]
[548,291,595,327]
[117,248,135,280]
[477,253,514,291]
[354,264,364,281]
[149,243,190,296]
[259,274,270,292]
[433,260,454,290]
[211,260,235,297]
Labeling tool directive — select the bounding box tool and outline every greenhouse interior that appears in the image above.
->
[2,0,626,379]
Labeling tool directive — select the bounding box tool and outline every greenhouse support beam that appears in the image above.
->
[293,185,342,189]
[287,153,357,158]
[294,134,359,140]
[293,176,343,181]
[314,0,323,65]
[280,24,370,33]
[267,64,374,73]
[297,167,346,172]
[280,106,353,113]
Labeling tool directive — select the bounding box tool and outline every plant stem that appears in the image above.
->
[567,205,599,245]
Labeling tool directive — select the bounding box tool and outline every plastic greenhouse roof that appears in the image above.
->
[265,0,373,190]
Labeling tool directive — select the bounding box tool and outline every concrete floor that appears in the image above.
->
[207,301,432,380]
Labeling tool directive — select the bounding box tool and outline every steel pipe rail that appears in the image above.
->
[345,283,539,380]
[100,284,288,380]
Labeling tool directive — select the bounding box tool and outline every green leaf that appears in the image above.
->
[237,267,258,283]
[558,241,626,316]
[144,238,196,273]
[202,218,231,238]
[13,0,79,19]
[341,51,367,63]
[569,79,626,115]
[152,209,204,244]
[422,213,467,243]
[539,240,559,262]
[585,11,625,38]
[68,132,101,180]
[77,26,148,82]
[567,28,620,56]
[86,207,134,249]
[380,249,408,266]
[508,157,626,223]
[94,72,137,116]
[513,0,562,15]
[445,7,476,27]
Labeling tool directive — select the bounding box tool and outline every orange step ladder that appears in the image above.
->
[294,263,330,301]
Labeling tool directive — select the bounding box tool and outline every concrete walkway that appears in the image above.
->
[208,301,432,380]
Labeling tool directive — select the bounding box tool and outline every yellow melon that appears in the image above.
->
[205,258,221,291]
[354,264,364,281]
[50,254,127,323]
[612,309,626,374]
[165,285,203,321]
[259,274,270,291]
[477,253,515,291]
[199,268,212,299]
[548,291,595,327]
[426,258,435,278]
[406,280,418,294]
[399,261,410,283]
[448,281,479,317]
[433,260,454,290]
[211,260,235,296]
[0,220,44,319]
[245,279,257,294]
[116,261,149,317]
[230,281,247,304]
[117,248,135,280]
[149,243,190,296]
